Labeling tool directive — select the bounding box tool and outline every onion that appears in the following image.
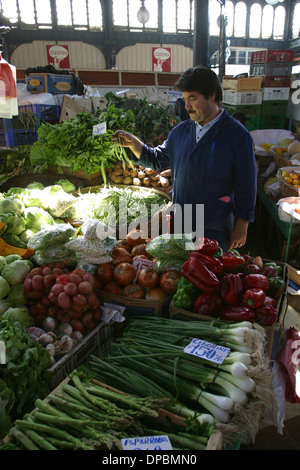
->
[43,316,56,332]
[122,283,145,299]
[103,281,123,295]
[137,267,159,289]
[111,247,132,265]
[45,343,56,357]
[38,333,55,345]
[96,263,114,283]
[126,229,147,247]
[59,322,73,336]
[146,287,168,300]
[113,262,136,286]
[159,270,180,294]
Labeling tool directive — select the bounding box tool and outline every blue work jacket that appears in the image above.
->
[133,109,257,244]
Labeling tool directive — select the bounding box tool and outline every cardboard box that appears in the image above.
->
[26,73,77,94]
[97,289,173,318]
[222,76,262,91]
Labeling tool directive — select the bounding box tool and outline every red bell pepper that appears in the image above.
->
[220,273,243,304]
[181,258,220,293]
[243,274,269,292]
[260,266,279,279]
[242,254,255,265]
[243,288,265,309]
[195,237,219,255]
[193,292,223,316]
[254,305,278,326]
[263,296,277,308]
[220,251,245,273]
[220,305,255,322]
[189,252,223,276]
[243,263,260,275]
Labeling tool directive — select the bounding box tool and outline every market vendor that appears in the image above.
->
[112,66,257,252]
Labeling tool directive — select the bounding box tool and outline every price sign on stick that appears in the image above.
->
[184,338,230,365]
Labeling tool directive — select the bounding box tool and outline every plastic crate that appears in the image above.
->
[260,114,286,129]
[250,62,292,77]
[49,322,114,389]
[0,104,60,147]
[261,100,289,115]
[262,75,291,88]
[245,115,261,131]
[250,49,294,64]
[223,90,262,106]
[262,87,290,101]
[223,103,262,118]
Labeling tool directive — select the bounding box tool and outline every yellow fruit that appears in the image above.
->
[290,172,300,180]
[292,179,300,185]
[281,170,290,178]
[284,177,293,184]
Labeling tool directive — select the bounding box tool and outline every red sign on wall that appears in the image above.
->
[152,47,171,72]
[46,45,70,69]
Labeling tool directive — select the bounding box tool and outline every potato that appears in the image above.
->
[151,180,161,187]
[123,169,131,177]
[130,169,138,178]
[111,174,124,184]
[123,176,133,185]
[145,168,156,176]
[150,173,160,182]
[114,167,124,176]
[138,170,146,179]
[160,168,172,178]
[133,177,142,186]
[143,176,152,186]
[160,176,169,187]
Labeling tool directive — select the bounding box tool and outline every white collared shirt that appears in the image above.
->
[195,108,224,143]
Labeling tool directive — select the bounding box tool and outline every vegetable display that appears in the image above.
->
[0,318,52,438]
[4,371,214,451]
[86,315,274,446]
[177,243,286,327]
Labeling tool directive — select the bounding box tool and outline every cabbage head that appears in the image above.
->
[4,187,27,199]
[3,306,32,328]
[23,207,54,231]
[0,212,26,235]
[54,179,76,193]
[0,198,24,215]
[0,256,5,273]
[0,276,10,299]
[5,254,22,264]
[7,283,27,306]
[26,182,44,190]
[1,260,32,285]
[0,299,10,314]
[22,189,43,208]
[1,233,27,249]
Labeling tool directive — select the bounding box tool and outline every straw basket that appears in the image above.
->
[277,166,300,197]
[270,147,292,169]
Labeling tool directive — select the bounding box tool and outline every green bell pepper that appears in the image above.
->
[264,262,283,277]
[267,276,286,299]
[173,276,201,310]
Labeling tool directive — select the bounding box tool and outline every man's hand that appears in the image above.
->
[111,130,144,158]
[229,218,249,250]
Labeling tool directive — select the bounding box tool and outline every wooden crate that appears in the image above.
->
[222,76,262,91]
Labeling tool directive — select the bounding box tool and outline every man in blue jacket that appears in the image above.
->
[112,66,257,252]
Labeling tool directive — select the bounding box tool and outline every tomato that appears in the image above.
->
[122,283,145,299]
[137,267,159,289]
[113,262,136,285]
[159,270,180,294]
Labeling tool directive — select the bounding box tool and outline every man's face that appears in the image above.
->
[182,90,217,125]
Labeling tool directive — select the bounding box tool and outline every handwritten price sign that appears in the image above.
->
[184,338,230,365]
[121,435,173,451]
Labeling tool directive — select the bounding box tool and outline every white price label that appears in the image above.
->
[121,435,173,451]
[93,122,107,135]
[184,338,230,364]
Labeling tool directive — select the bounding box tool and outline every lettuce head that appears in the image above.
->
[23,207,54,231]
[0,212,26,235]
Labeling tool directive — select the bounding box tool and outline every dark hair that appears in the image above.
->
[174,66,223,103]
[232,112,247,126]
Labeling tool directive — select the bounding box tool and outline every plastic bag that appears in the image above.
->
[275,327,300,404]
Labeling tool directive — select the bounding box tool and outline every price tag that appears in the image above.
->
[121,435,173,451]
[93,122,107,135]
[184,338,230,365]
